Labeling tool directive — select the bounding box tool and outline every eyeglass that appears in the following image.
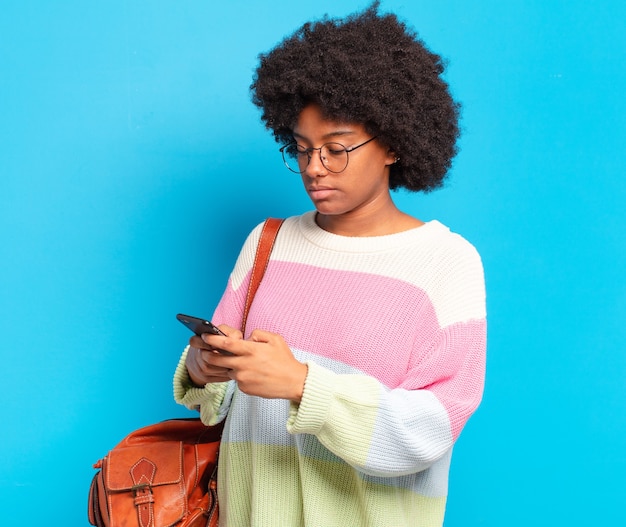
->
[279,136,378,174]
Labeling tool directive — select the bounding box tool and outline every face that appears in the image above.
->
[292,104,396,221]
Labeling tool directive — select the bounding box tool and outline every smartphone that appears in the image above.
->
[176,313,227,337]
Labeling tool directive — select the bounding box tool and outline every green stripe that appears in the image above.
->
[219,442,446,527]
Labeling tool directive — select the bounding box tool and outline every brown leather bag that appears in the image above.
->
[88,218,283,527]
[88,419,224,527]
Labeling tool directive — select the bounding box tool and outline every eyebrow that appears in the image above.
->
[292,130,358,142]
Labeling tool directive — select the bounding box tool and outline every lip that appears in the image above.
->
[308,187,336,200]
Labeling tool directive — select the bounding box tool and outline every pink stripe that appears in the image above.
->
[399,318,487,439]
[244,262,456,383]
[215,261,486,438]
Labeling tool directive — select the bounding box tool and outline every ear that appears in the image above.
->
[384,148,399,166]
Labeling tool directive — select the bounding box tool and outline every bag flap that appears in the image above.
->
[105,442,183,491]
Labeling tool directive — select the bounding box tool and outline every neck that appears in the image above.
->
[316,203,423,237]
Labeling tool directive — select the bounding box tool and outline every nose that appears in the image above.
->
[303,148,328,177]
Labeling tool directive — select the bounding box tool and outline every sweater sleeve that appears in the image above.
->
[286,243,487,477]
[172,346,236,426]
[286,318,485,477]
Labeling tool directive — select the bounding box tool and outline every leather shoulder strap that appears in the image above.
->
[241,218,284,333]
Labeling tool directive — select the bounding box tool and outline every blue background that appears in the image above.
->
[1,1,624,525]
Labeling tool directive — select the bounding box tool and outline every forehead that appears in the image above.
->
[293,104,366,140]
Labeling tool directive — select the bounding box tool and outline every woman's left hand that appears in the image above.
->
[200,329,308,402]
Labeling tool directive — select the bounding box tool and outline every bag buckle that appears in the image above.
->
[131,483,152,496]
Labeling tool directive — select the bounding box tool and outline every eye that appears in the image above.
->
[295,145,310,156]
[324,143,347,156]
[283,143,306,160]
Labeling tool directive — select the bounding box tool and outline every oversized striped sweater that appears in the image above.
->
[173,211,487,527]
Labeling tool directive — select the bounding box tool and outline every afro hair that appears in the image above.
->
[250,1,461,192]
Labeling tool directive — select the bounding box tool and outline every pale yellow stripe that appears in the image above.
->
[219,442,446,527]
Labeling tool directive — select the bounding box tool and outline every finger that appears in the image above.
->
[205,374,232,383]
[201,333,244,356]
[189,347,225,374]
[248,328,274,343]
[198,362,232,378]
[190,334,213,350]
[194,352,232,374]
[203,349,237,368]
[218,324,243,339]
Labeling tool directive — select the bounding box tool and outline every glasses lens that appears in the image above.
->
[320,143,349,173]
[281,143,304,173]
[280,142,350,173]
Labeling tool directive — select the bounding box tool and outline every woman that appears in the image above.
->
[174,3,486,526]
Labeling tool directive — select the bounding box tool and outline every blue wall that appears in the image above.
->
[1,1,624,525]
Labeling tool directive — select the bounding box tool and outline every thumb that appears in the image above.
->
[249,328,273,343]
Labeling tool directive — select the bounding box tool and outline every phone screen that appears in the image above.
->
[176,314,227,337]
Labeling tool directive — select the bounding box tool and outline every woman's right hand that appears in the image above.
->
[185,325,242,386]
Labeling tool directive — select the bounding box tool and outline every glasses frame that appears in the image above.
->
[279,136,378,174]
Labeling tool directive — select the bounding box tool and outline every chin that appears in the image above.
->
[314,206,343,217]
